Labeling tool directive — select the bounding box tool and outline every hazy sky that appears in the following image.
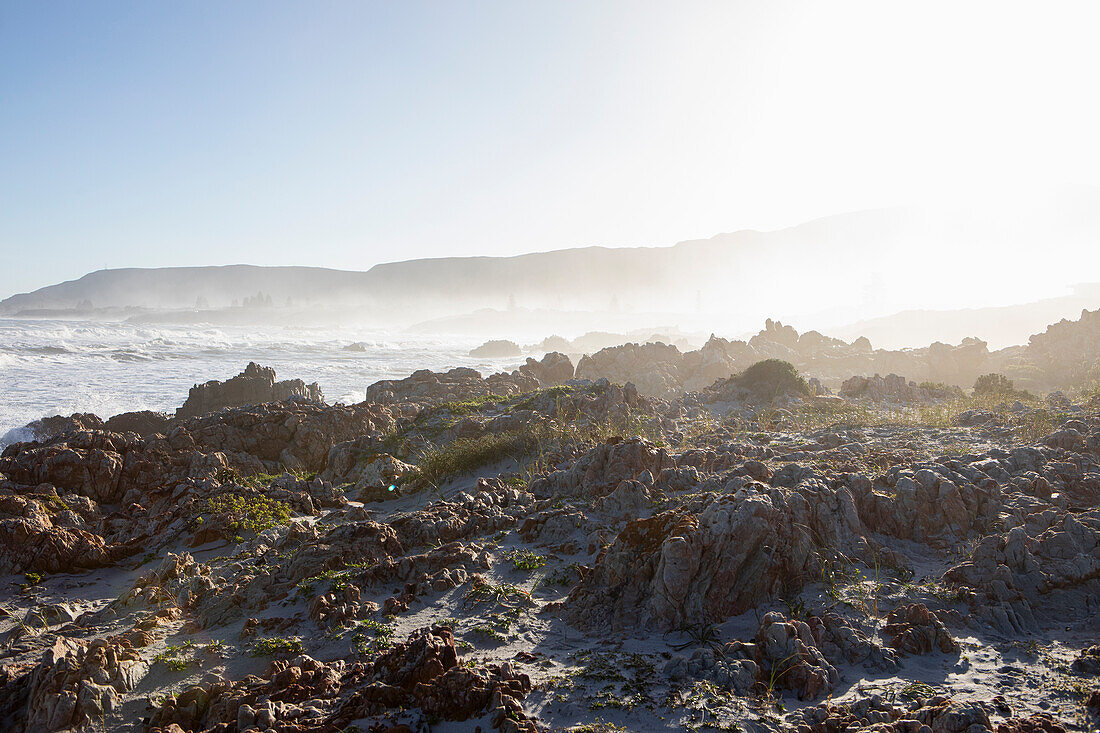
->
[3,1,1100,299]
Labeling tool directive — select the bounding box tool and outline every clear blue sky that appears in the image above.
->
[4,1,1100,299]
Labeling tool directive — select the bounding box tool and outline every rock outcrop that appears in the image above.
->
[469,340,522,358]
[176,362,323,419]
[517,351,574,386]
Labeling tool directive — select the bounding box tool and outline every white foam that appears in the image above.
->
[0,318,521,437]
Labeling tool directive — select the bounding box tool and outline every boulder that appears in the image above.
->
[518,351,574,386]
[176,362,323,419]
[469,340,521,358]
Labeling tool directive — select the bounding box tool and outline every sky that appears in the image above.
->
[3,1,1100,299]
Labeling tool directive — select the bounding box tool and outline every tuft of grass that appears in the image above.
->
[352,618,394,655]
[463,578,533,609]
[21,572,44,589]
[411,430,544,487]
[505,549,547,572]
[214,467,317,488]
[295,564,366,598]
[249,636,305,657]
[156,640,199,671]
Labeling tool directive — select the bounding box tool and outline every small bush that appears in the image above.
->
[205,493,292,535]
[973,372,1032,400]
[974,373,1014,395]
[732,359,810,399]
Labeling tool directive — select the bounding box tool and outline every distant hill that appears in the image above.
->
[830,283,1100,350]
[6,200,1100,336]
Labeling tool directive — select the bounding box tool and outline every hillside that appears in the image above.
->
[5,202,1100,335]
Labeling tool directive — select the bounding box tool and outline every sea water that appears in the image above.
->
[0,318,519,445]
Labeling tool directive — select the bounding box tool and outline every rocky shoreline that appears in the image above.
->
[1,337,1100,732]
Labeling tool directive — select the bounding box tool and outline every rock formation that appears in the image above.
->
[176,362,323,419]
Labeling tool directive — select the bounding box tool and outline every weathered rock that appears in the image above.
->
[176,362,323,419]
[840,373,959,403]
[882,603,959,655]
[19,637,149,732]
[750,612,839,700]
[518,351,574,386]
[565,483,863,630]
[791,694,993,733]
[103,410,171,437]
[469,339,521,358]
[365,367,538,409]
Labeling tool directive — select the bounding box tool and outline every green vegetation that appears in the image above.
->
[433,393,511,416]
[389,384,670,489]
[156,640,199,671]
[463,578,533,609]
[295,563,368,598]
[469,608,523,644]
[731,359,809,399]
[412,430,543,487]
[505,548,546,572]
[205,492,292,535]
[352,618,394,655]
[21,572,44,588]
[249,636,305,657]
[544,562,582,587]
[214,467,318,488]
[974,372,1032,400]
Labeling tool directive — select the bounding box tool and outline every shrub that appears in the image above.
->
[974,373,1014,395]
[205,493,292,535]
[973,373,1032,400]
[732,359,809,398]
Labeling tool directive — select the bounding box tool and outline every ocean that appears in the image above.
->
[0,318,519,445]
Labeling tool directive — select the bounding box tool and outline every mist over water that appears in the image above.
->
[0,319,518,444]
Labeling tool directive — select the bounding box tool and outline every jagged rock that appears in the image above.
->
[1025,307,1100,390]
[148,655,341,731]
[370,626,458,690]
[883,603,959,655]
[808,612,899,671]
[565,481,868,630]
[19,637,149,732]
[518,351,574,386]
[944,509,1100,632]
[365,367,539,409]
[103,410,171,437]
[0,494,122,575]
[791,695,993,733]
[662,646,758,693]
[389,477,532,547]
[321,442,414,501]
[996,714,1069,732]
[749,612,839,700]
[176,362,323,419]
[529,438,674,501]
[840,373,958,403]
[16,413,105,442]
[1041,428,1088,453]
[328,627,534,730]
[576,341,685,398]
[1071,644,1100,675]
[847,466,1000,545]
[469,339,521,358]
